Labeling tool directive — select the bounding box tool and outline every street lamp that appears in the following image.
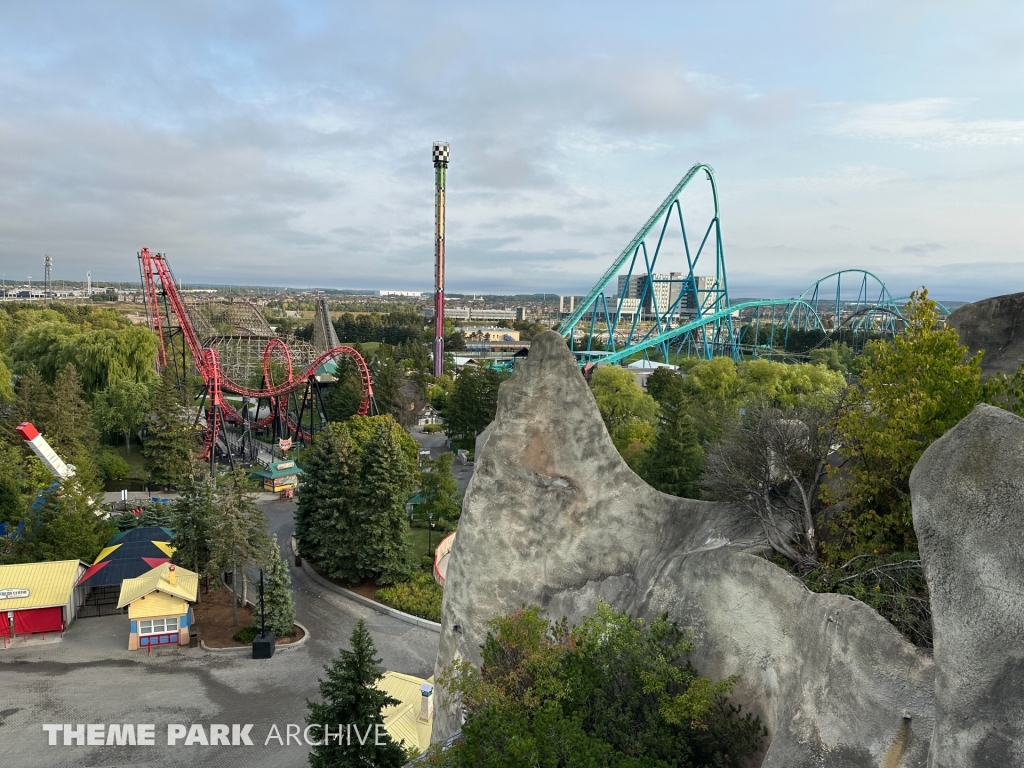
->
[427,513,434,556]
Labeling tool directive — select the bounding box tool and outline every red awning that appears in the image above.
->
[13,607,63,635]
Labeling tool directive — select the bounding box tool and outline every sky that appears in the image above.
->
[1,1,1023,301]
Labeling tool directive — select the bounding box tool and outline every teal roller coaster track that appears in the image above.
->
[557,164,945,365]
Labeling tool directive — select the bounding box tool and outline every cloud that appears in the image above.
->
[901,242,945,255]
[833,98,1024,148]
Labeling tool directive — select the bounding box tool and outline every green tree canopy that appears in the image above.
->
[297,416,418,585]
[417,451,461,530]
[443,366,508,443]
[210,470,271,625]
[829,290,982,556]
[94,378,152,454]
[589,366,657,468]
[430,602,764,767]
[144,367,199,487]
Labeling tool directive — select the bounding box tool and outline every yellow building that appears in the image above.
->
[117,562,197,651]
[0,560,86,647]
[375,672,434,754]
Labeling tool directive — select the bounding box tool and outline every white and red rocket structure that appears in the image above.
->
[432,142,450,378]
[16,422,75,481]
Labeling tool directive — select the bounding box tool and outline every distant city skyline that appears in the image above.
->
[1,3,1023,302]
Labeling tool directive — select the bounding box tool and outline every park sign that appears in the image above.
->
[0,588,30,600]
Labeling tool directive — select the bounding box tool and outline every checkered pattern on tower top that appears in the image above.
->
[432,142,450,166]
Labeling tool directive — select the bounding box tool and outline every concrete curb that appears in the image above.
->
[200,620,310,653]
[291,537,442,634]
[201,591,311,652]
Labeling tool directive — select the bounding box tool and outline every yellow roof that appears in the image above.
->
[117,562,198,609]
[375,671,434,753]
[0,560,83,610]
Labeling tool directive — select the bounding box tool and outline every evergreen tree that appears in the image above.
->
[210,470,271,625]
[297,416,417,585]
[353,418,416,584]
[257,535,296,636]
[418,451,461,530]
[370,345,409,424]
[295,423,361,576]
[144,366,199,487]
[443,365,508,442]
[171,469,216,600]
[11,481,114,564]
[0,476,23,524]
[305,619,407,768]
[641,390,704,499]
[325,358,364,423]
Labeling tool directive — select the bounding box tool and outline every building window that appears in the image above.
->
[138,618,178,635]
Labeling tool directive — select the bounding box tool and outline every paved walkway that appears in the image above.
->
[0,498,440,768]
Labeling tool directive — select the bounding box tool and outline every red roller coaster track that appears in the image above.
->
[139,248,374,459]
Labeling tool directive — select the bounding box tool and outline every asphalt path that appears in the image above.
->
[0,498,440,768]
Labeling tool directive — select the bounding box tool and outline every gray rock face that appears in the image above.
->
[948,293,1024,377]
[433,331,937,766]
[911,404,1024,767]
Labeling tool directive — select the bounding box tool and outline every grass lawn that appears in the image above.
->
[406,525,446,563]
[112,443,148,481]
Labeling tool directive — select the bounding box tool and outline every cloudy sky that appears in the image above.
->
[1,1,1022,300]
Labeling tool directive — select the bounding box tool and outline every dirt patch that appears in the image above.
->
[194,588,304,648]
[307,561,386,603]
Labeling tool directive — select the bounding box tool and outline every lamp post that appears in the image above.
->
[252,568,275,659]
[427,513,434,556]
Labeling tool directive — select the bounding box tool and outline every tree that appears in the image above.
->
[443,366,508,443]
[325,358,364,423]
[257,535,296,636]
[351,417,417,584]
[641,388,704,499]
[296,423,361,577]
[418,452,461,530]
[830,290,982,556]
[703,395,845,567]
[297,416,417,585]
[143,367,199,487]
[170,470,216,600]
[0,356,13,404]
[371,345,410,424]
[588,366,657,467]
[432,602,764,767]
[10,481,114,564]
[305,619,408,768]
[210,470,271,625]
[0,476,22,524]
[94,378,152,454]
[644,366,686,405]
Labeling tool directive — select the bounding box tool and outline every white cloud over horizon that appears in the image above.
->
[0,1,1022,303]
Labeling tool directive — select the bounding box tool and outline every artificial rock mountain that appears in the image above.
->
[431,330,1024,767]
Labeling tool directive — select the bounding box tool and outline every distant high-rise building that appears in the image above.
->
[43,254,52,298]
[616,273,715,319]
[86,272,91,296]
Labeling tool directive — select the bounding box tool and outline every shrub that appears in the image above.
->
[232,625,259,644]
[98,448,130,480]
[377,572,443,622]
[423,423,445,434]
